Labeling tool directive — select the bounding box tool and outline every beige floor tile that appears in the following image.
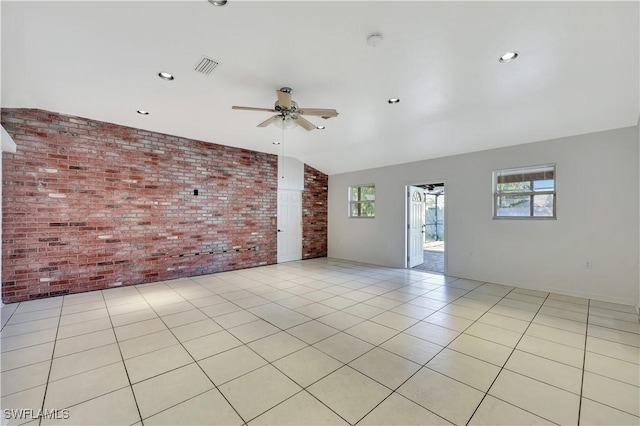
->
[539,305,587,322]
[182,330,243,360]
[448,333,512,366]
[61,300,106,316]
[533,313,586,334]
[547,294,588,306]
[526,323,585,349]
[294,303,337,319]
[160,309,208,328]
[0,385,46,426]
[53,328,116,358]
[288,321,339,344]
[45,363,129,409]
[590,306,639,323]
[144,389,243,425]
[363,296,403,310]
[465,322,523,347]
[342,303,385,319]
[478,312,530,333]
[200,302,243,318]
[359,392,451,425]
[588,324,640,347]
[307,366,391,424]
[389,303,435,320]
[316,311,364,330]
[582,371,639,416]
[314,332,374,363]
[585,351,640,386]
[228,319,280,343]
[544,299,588,314]
[114,318,168,341]
[370,311,419,331]
[41,387,140,426]
[489,369,580,425]
[517,335,584,368]
[489,305,537,322]
[579,397,640,426]
[170,318,223,342]
[350,347,421,389]
[587,336,640,364]
[1,317,59,338]
[589,315,640,334]
[380,332,443,364]
[397,367,484,425]
[439,304,486,321]
[1,342,55,372]
[423,311,474,332]
[590,300,638,314]
[125,345,194,383]
[247,331,308,362]
[505,349,583,394]
[133,363,214,419]
[105,300,150,316]
[118,330,178,359]
[7,307,61,325]
[469,395,555,425]
[1,328,58,353]
[49,343,122,381]
[212,310,260,329]
[199,345,267,385]
[274,346,343,387]
[110,308,158,327]
[57,317,113,340]
[404,321,460,346]
[14,298,62,314]
[250,390,348,425]
[58,308,109,327]
[219,364,302,421]
[427,348,501,392]
[189,294,227,308]
[1,361,50,397]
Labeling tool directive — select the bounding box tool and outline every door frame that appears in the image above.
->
[404,179,448,274]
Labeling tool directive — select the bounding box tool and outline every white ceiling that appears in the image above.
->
[2,1,638,175]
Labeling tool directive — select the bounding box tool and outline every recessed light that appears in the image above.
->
[499,51,519,63]
[208,0,227,5]
[388,98,400,104]
[137,110,149,115]
[272,141,281,145]
[316,125,326,130]
[158,72,174,81]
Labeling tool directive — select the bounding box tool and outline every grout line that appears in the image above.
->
[577,299,591,426]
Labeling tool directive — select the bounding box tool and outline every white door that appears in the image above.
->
[407,186,425,268]
[277,190,302,263]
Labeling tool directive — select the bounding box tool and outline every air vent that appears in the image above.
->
[194,56,220,75]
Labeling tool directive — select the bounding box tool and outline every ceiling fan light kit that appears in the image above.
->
[232,87,338,132]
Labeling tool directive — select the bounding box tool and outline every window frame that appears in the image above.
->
[492,164,556,220]
[348,184,375,218]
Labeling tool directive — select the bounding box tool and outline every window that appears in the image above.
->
[493,165,556,219]
[349,185,375,218]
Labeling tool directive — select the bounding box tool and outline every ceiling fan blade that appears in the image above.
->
[296,108,339,118]
[232,106,277,112]
[295,116,317,131]
[257,115,280,128]
[276,90,292,109]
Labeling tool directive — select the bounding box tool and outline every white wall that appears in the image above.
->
[329,126,639,305]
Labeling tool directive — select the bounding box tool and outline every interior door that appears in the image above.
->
[277,190,302,263]
[408,186,425,268]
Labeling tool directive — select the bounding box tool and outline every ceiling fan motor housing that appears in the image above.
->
[274,100,298,113]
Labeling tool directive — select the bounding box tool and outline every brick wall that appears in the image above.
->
[1,109,283,303]
[302,164,328,259]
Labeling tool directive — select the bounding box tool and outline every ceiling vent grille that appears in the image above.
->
[194,56,220,75]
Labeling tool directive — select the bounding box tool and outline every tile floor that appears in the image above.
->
[1,258,639,426]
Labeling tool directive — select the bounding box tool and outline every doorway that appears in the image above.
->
[277,189,302,263]
[406,182,445,273]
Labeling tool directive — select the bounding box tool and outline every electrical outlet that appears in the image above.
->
[585,261,592,269]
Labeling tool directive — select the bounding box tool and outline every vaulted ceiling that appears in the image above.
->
[2,1,638,175]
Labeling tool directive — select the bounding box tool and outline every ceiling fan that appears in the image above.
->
[232,87,338,131]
